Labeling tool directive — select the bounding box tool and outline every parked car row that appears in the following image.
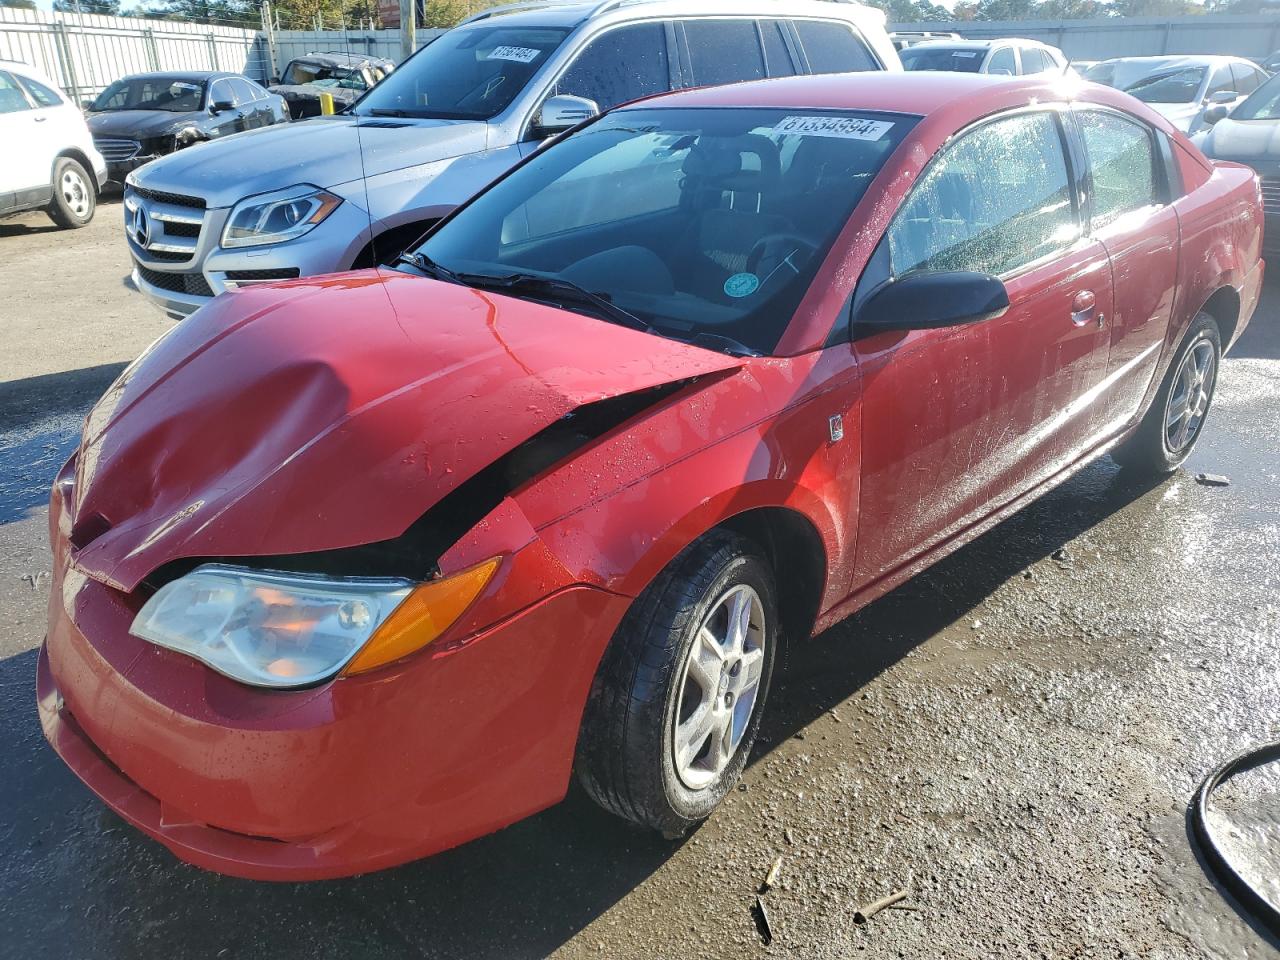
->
[1082,55,1268,135]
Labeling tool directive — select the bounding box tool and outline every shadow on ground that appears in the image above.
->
[0,452,1169,960]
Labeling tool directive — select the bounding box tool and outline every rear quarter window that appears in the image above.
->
[791,19,879,74]
[681,18,767,86]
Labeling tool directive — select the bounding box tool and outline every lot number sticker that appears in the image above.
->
[772,116,895,141]
[487,45,541,63]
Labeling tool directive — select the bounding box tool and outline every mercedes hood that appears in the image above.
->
[127,116,489,209]
[66,270,743,591]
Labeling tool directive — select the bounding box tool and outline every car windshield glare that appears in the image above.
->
[899,47,986,73]
[1227,73,1280,120]
[1124,67,1206,104]
[352,24,570,120]
[91,77,205,112]
[415,107,917,355]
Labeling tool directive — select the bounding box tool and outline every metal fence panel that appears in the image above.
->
[893,14,1280,63]
[0,8,269,102]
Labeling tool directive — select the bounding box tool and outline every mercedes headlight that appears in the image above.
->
[220,184,342,249]
[130,560,498,688]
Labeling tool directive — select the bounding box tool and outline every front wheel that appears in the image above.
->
[1113,311,1221,475]
[576,531,779,837]
[46,157,95,229]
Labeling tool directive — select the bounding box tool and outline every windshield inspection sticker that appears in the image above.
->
[487,45,541,63]
[724,272,760,298]
[773,115,894,141]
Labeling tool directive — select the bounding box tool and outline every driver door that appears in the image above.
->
[207,78,246,138]
[851,109,1112,588]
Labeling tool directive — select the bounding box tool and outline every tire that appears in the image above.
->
[576,530,779,837]
[1113,311,1221,476]
[46,157,95,229]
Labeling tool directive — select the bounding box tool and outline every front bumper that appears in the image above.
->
[39,505,629,880]
[124,189,373,320]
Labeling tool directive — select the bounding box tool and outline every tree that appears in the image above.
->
[0,0,39,9]
[53,0,123,12]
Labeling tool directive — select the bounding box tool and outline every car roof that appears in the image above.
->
[619,71,1157,127]
[288,52,383,68]
[458,0,887,32]
[116,71,229,83]
[908,37,1050,50]
[1097,54,1245,68]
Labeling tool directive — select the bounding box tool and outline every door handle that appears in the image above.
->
[1070,289,1096,326]
[33,115,47,122]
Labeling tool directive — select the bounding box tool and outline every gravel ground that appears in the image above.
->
[0,204,1277,959]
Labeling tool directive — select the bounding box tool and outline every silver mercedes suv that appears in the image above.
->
[123,0,899,319]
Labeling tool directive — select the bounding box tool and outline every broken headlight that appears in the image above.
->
[221,184,342,249]
[130,559,498,688]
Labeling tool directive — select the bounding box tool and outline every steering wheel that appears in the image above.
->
[745,234,819,286]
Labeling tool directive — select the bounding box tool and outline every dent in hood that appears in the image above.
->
[128,116,489,208]
[69,270,742,591]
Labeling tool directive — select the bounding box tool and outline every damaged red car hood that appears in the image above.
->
[69,270,742,591]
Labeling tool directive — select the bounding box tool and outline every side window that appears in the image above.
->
[555,23,670,110]
[888,111,1078,278]
[986,47,1016,76]
[1077,109,1157,229]
[230,78,260,103]
[1232,62,1263,95]
[1019,47,1049,74]
[1207,65,1234,97]
[759,20,796,78]
[792,19,878,74]
[16,74,62,107]
[682,19,767,86]
[0,71,32,113]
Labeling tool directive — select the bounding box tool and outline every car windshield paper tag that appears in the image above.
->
[487,45,540,63]
[773,116,894,141]
[953,51,980,58]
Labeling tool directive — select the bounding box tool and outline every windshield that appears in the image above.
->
[1227,71,1280,120]
[284,61,365,89]
[899,47,986,73]
[352,24,569,121]
[1124,66,1206,104]
[413,107,917,355]
[90,77,205,112]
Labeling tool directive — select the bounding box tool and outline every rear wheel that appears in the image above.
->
[47,157,95,229]
[577,531,778,837]
[1114,311,1221,475]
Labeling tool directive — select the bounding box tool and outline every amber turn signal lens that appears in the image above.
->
[343,558,500,676]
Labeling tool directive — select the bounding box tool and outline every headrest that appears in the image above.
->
[682,134,780,193]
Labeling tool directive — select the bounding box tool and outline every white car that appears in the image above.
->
[1084,55,1270,135]
[898,38,1068,77]
[0,59,106,228]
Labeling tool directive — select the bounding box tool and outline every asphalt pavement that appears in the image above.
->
[0,204,1277,959]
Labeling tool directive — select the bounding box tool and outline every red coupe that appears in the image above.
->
[39,72,1262,880]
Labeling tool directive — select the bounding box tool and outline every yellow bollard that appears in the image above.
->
[319,92,335,115]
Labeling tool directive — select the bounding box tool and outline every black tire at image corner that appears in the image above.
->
[576,530,779,837]
[47,157,96,230]
[1113,310,1221,476]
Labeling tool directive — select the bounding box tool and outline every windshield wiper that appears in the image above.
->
[682,331,762,358]
[368,107,410,117]
[394,251,463,285]
[458,272,653,334]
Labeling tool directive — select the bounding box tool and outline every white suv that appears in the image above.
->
[123,0,899,319]
[0,60,107,228]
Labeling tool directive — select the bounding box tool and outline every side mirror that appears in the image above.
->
[1203,104,1230,125]
[1208,90,1236,105]
[211,98,235,114]
[533,94,599,137]
[854,271,1010,334]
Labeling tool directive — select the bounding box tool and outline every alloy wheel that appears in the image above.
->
[671,583,767,791]
[1165,339,1217,454]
